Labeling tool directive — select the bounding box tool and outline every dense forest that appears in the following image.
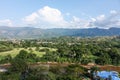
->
[0,36,120,80]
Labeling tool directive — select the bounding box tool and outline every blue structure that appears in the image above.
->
[94,71,120,80]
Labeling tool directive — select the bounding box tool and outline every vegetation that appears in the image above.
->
[0,36,120,65]
[0,36,120,79]
[40,36,120,65]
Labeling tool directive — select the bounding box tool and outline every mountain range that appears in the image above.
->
[0,26,120,39]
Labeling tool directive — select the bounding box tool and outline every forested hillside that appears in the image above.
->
[0,27,120,39]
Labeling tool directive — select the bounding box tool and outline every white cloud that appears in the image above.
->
[23,8,91,28]
[38,6,63,23]
[23,6,68,28]
[70,16,90,28]
[110,10,118,15]
[96,15,105,21]
[66,13,70,16]
[0,19,13,26]
[23,7,120,29]
[24,12,39,24]
[89,10,120,28]
[91,18,96,22]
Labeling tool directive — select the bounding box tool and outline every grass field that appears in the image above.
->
[0,47,56,60]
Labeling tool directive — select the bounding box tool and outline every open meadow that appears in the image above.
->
[0,47,56,60]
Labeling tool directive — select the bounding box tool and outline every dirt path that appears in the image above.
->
[1,62,120,72]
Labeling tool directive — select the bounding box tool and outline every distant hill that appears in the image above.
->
[0,26,120,39]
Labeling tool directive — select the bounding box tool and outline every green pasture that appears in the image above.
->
[0,47,56,60]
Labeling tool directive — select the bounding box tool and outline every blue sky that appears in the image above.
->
[0,0,120,28]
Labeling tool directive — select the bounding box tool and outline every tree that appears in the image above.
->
[108,48,120,65]
[16,50,28,60]
[10,58,28,72]
[0,54,12,64]
[26,66,56,80]
[35,46,39,51]
[66,64,87,78]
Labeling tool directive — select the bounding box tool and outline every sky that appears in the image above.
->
[0,0,120,29]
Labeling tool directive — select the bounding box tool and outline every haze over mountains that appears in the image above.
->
[0,26,120,39]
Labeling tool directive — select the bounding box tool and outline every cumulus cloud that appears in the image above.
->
[69,10,120,29]
[24,12,39,24]
[110,10,117,15]
[89,10,120,28]
[23,6,69,28]
[0,19,13,26]
[70,16,90,28]
[23,6,120,29]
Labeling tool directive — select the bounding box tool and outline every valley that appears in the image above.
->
[0,36,120,80]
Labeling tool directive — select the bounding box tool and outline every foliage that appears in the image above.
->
[0,36,120,79]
